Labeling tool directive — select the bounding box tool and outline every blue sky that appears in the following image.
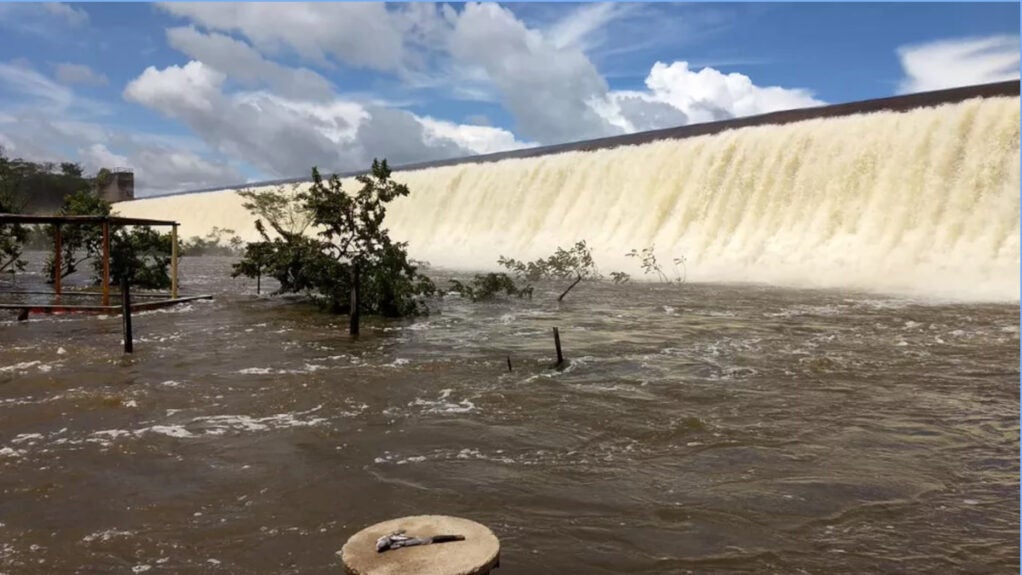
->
[0,2,1018,196]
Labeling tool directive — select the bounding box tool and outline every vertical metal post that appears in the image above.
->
[171,224,179,299]
[553,327,564,367]
[101,222,111,306]
[121,277,133,353]
[53,224,62,297]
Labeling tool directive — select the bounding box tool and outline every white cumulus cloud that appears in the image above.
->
[897,35,1021,94]
[165,26,335,101]
[638,61,824,123]
[157,2,412,72]
[123,60,533,179]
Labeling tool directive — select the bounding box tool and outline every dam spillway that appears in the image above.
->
[114,82,1021,302]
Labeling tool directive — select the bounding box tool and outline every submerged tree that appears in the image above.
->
[92,226,173,289]
[231,182,321,293]
[180,227,244,256]
[498,240,601,300]
[34,190,172,289]
[0,190,26,277]
[232,160,436,334]
[448,272,533,302]
[0,150,30,276]
[43,190,111,281]
[626,245,687,284]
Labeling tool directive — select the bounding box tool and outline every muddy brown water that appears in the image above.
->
[1,257,1018,574]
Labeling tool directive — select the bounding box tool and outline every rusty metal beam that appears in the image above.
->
[0,294,213,315]
[102,222,110,306]
[171,224,178,299]
[0,214,179,226]
[53,224,62,297]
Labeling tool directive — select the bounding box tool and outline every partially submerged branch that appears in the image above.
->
[557,273,582,302]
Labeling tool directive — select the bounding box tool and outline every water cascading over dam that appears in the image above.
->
[115,84,1021,302]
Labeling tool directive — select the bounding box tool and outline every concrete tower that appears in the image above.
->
[97,169,135,204]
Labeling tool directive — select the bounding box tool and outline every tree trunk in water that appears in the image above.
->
[558,274,583,302]
[349,261,360,336]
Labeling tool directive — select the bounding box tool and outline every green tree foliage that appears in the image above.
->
[232,160,436,319]
[0,147,95,213]
[0,149,29,275]
[29,189,172,290]
[498,240,601,282]
[0,147,116,277]
[93,227,173,290]
[94,167,113,190]
[180,227,245,256]
[0,198,26,276]
[43,190,111,281]
[497,240,602,301]
[448,272,533,302]
[301,160,436,315]
[231,182,326,295]
[610,271,631,284]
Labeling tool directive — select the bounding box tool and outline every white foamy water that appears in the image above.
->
[114,97,1019,301]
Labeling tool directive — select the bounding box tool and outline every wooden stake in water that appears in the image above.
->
[553,327,564,368]
[121,277,133,354]
[506,356,513,372]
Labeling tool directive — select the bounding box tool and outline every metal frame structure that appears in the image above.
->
[0,213,208,316]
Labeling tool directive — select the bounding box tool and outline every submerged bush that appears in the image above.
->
[232,160,436,322]
[180,227,244,256]
[448,272,533,301]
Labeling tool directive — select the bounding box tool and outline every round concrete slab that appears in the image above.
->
[340,515,500,575]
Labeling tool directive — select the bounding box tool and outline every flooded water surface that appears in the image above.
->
[1,257,1018,574]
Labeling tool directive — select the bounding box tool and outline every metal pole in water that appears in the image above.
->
[101,222,111,306]
[121,277,133,353]
[553,327,564,367]
[171,224,179,299]
[53,224,62,298]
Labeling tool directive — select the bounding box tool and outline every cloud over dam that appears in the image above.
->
[116,95,1020,301]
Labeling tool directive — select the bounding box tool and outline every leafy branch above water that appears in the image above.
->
[448,272,533,302]
[496,240,602,301]
[626,246,686,284]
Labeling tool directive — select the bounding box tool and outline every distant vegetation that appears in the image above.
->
[0,149,134,282]
[448,272,533,302]
[0,148,99,215]
[0,148,173,290]
[180,227,244,257]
